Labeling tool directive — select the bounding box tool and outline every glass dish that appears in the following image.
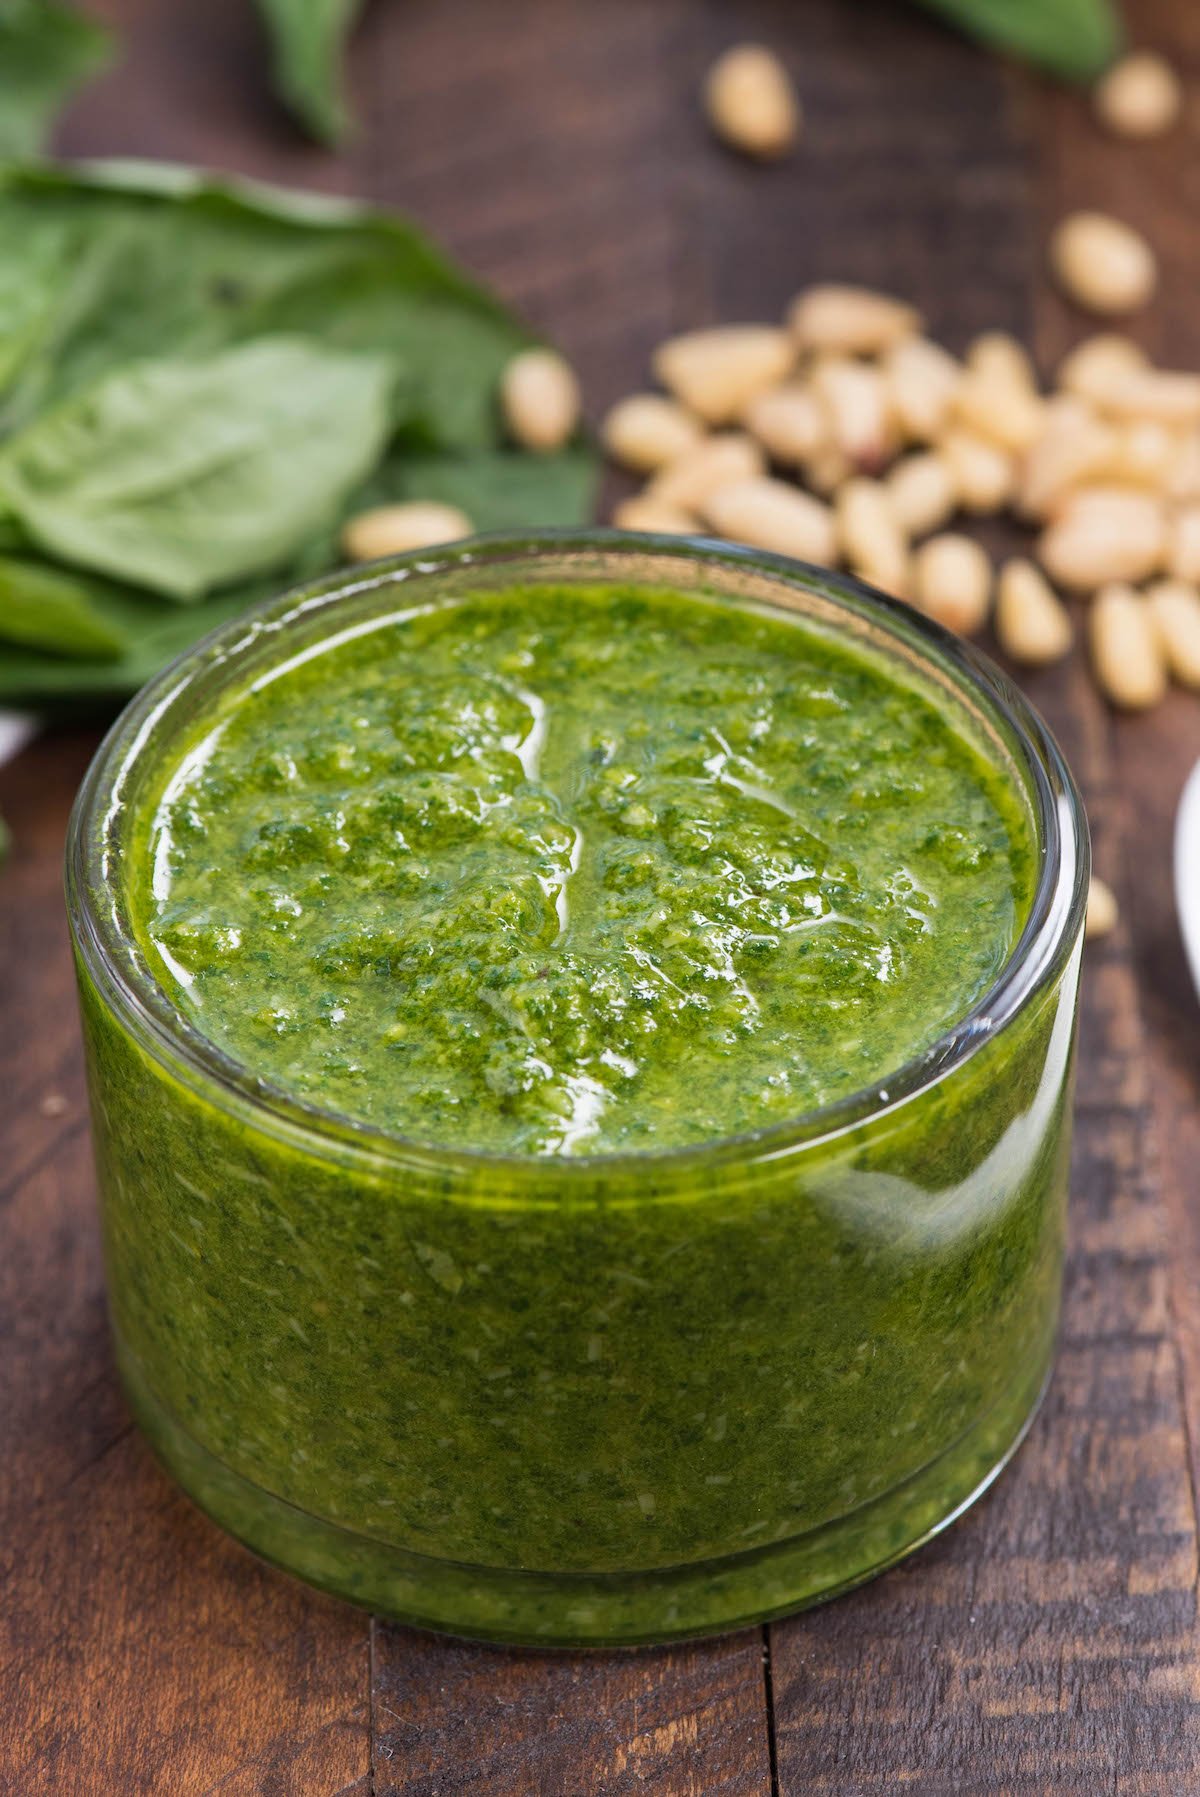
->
[66,532,1088,1647]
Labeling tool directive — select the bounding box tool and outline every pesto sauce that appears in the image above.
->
[133,583,1035,1156]
[74,568,1080,1644]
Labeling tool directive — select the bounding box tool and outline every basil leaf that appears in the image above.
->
[0,437,599,702]
[0,578,272,708]
[0,336,398,600]
[0,221,156,435]
[0,163,534,450]
[0,1,113,157]
[0,555,128,659]
[256,0,365,144]
[0,163,599,711]
[912,0,1121,79]
[0,442,599,704]
[384,448,599,535]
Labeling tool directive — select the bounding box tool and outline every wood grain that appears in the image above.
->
[1,0,1198,1791]
[370,1624,773,1797]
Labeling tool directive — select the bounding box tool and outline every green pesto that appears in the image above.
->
[131,583,1036,1156]
[73,567,1080,1645]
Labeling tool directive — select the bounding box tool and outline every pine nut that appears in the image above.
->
[1168,504,1200,582]
[743,384,827,466]
[646,433,766,508]
[953,369,1046,454]
[1092,367,1200,426]
[701,476,836,563]
[967,332,1038,392]
[1056,333,1148,405]
[912,534,992,636]
[611,494,699,534]
[1037,488,1166,589]
[811,357,896,472]
[1105,418,1178,487]
[1090,582,1167,708]
[836,478,909,596]
[1042,392,1098,433]
[1017,410,1116,519]
[1085,876,1119,939]
[788,284,921,357]
[501,348,581,452]
[1146,579,1200,687]
[653,326,794,425]
[886,452,958,537]
[995,559,1073,666]
[804,442,853,495]
[1168,434,1200,501]
[885,336,962,441]
[602,394,704,473]
[942,429,1015,514]
[1093,51,1181,139]
[1050,212,1157,316]
[341,501,474,561]
[704,43,800,160]
[1027,414,1176,508]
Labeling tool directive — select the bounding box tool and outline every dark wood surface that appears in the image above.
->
[2,1,1199,1790]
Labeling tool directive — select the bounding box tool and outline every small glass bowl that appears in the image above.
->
[67,532,1088,1647]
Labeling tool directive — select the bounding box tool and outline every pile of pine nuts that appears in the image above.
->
[692,37,1186,948]
[600,289,1200,716]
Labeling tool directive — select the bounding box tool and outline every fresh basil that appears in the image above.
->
[0,1,113,158]
[0,556,128,659]
[0,162,537,449]
[0,336,398,599]
[0,161,596,705]
[0,577,271,708]
[361,447,599,536]
[912,0,1121,79]
[256,0,365,144]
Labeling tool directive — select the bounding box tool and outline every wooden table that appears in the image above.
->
[3,1,1200,1789]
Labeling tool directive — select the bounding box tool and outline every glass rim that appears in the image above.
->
[66,528,1090,1186]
